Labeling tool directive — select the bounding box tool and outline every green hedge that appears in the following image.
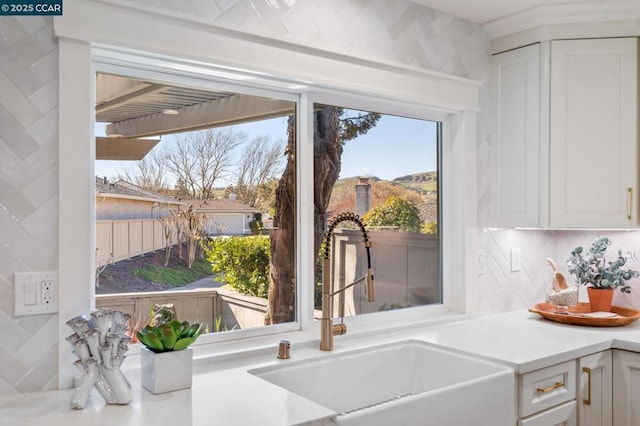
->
[203,236,270,298]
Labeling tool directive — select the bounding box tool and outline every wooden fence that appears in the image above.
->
[95,288,267,332]
[96,219,174,266]
[96,289,218,329]
[332,229,440,315]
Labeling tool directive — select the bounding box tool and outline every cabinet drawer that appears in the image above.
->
[518,400,577,426]
[519,360,576,418]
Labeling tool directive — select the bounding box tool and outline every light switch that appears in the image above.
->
[510,248,522,272]
[23,282,37,305]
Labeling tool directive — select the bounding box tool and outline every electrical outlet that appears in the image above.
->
[15,272,58,315]
[41,280,54,305]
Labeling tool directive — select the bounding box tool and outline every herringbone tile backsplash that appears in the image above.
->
[0,16,59,395]
[478,229,640,314]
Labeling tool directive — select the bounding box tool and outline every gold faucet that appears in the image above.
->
[320,212,375,351]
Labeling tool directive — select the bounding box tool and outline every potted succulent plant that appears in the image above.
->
[567,237,639,312]
[137,305,204,394]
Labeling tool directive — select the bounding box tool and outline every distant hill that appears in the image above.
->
[393,171,437,183]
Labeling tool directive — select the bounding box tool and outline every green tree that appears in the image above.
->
[362,196,423,233]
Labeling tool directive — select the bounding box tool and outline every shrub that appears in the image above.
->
[249,219,263,235]
[203,236,270,297]
[422,221,438,235]
[362,196,423,233]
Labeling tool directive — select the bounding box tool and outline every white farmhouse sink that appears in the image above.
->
[250,340,514,426]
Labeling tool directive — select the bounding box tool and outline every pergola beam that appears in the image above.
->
[105,94,294,138]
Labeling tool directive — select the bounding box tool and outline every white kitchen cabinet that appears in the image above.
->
[578,351,612,426]
[549,37,638,228]
[490,43,541,227]
[613,349,640,426]
[489,37,639,229]
[517,351,614,425]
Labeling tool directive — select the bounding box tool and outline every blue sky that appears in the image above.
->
[95,113,437,185]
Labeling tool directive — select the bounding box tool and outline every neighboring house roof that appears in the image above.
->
[95,177,183,205]
[185,198,260,214]
[417,199,438,223]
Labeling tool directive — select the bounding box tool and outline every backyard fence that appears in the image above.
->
[96,288,219,330]
[96,219,175,267]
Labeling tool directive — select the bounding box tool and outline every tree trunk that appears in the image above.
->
[266,107,342,324]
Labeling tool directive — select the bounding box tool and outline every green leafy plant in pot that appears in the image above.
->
[137,304,204,394]
[567,237,639,312]
[136,319,203,353]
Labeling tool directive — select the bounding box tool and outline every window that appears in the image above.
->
[312,104,441,318]
[93,72,298,336]
[57,13,478,389]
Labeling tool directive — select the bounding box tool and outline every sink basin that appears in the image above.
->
[250,340,514,425]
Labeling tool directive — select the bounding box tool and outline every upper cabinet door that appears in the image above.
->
[490,43,541,227]
[550,38,638,228]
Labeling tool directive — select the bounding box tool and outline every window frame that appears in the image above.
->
[90,60,304,343]
[57,4,479,387]
[305,93,448,319]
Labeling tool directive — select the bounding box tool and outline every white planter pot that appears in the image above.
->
[141,346,193,394]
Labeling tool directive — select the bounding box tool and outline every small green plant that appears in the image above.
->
[567,237,639,293]
[214,315,237,333]
[136,319,203,353]
[203,236,270,298]
[136,304,204,352]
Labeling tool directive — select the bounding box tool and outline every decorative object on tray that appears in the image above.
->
[566,237,639,312]
[545,258,578,307]
[529,303,640,327]
[66,309,133,409]
[137,304,204,394]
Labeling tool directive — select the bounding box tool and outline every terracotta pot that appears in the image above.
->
[587,287,615,312]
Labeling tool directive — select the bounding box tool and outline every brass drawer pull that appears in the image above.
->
[536,382,564,393]
[628,188,633,220]
[583,367,591,405]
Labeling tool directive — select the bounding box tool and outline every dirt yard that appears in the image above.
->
[96,249,190,294]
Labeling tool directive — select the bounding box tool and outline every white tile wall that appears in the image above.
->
[0,16,58,395]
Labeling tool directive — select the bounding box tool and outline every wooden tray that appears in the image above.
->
[529,303,640,327]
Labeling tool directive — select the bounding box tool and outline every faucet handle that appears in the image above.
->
[366,270,375,302]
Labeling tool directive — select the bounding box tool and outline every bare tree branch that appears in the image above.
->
[117,151,169,192]
[234,135,285,208]
[163,128,245,199]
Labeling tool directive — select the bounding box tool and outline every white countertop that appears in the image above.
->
[2,309,640,425]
